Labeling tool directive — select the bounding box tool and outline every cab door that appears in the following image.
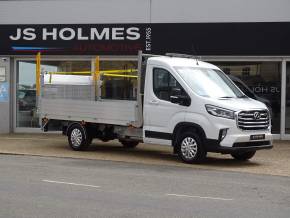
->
[143,66,190,145]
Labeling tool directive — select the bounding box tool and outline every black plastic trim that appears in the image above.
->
[172,122,207,145]
[204,138,273,154]
[203,139,220,152]
[233,141,271,147]
[145,130,172,140]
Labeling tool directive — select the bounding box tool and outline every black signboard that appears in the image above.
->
[0,22,290,55]
[0,24,148,55]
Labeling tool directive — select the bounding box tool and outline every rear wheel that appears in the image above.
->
[176,132,206,164]
[119,140,139,148]
[231,151,256,161]
[68,124,90,151]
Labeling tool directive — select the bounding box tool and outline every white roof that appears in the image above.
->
[147,56,220,70]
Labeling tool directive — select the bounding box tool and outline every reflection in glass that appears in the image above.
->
[100,61,138,100]
[175,67,244,98]
[286,63,290,134]
[211,62,281,134]
[17,60,91,128]
[17,61,37,128]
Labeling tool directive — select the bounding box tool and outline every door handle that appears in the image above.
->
[149,100,159,105]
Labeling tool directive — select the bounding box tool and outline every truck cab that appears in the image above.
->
[142,56,272,163]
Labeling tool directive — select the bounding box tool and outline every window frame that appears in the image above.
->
[152,67,189,104]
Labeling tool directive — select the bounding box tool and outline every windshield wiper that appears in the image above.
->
[238,95,248,98]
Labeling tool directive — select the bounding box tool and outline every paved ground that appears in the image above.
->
[0,133,289,177]
[1,155,290,218]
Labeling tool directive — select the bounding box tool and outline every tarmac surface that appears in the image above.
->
[0,133,289,177]
[1,155,290,218]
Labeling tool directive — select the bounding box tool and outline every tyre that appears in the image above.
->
[68,124,90,151]
[231,151,256,161]
[176,131,206,164]
[119,140,139,148]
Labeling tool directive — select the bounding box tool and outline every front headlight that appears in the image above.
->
[205,105,235,119]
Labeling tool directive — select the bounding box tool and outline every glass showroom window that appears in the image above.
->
[286,63,290,134]
[100,60,138,100]
[211,62,281,134]
[16,60,91,128]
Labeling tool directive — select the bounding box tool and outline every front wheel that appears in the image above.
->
[68,124,90,151]
[231,151,256,161]
[176,132,206,164]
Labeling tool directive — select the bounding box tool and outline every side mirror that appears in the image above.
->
[170,95,180,104]
[170,95,191,106]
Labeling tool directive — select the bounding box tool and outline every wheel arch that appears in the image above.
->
[172,122,207,150]
[66,122,87,138]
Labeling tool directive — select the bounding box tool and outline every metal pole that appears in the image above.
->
[35,52,41,127]
[133,50,144,127]
[281,60,286,139]
[36,52,41,96]
[95,56,100,100]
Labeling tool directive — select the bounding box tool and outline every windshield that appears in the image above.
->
[174,67,244,98]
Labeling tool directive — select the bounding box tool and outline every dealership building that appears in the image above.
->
[0,0,290,139]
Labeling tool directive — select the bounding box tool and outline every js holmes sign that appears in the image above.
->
[0,22,289,55]
[0,24,150,55]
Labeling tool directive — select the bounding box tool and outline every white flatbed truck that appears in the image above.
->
[38,51,273,163]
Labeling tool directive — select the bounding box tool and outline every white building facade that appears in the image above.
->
[0,0,290,139]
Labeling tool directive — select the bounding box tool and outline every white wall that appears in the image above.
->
[0,0,289,24]
[0,0,150,24]
[151,0,290,23]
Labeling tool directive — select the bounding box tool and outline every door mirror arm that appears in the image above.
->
[170,95,191,106]
[170,95,179,104]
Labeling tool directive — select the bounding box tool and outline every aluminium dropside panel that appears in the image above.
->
[41,98,138,126]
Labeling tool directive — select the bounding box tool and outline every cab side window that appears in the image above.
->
[153,68,184,102]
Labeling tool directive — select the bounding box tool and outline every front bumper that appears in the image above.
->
[204,113,273,153]
[205,138,273,154]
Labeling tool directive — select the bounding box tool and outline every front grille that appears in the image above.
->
[237,110,270,130]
